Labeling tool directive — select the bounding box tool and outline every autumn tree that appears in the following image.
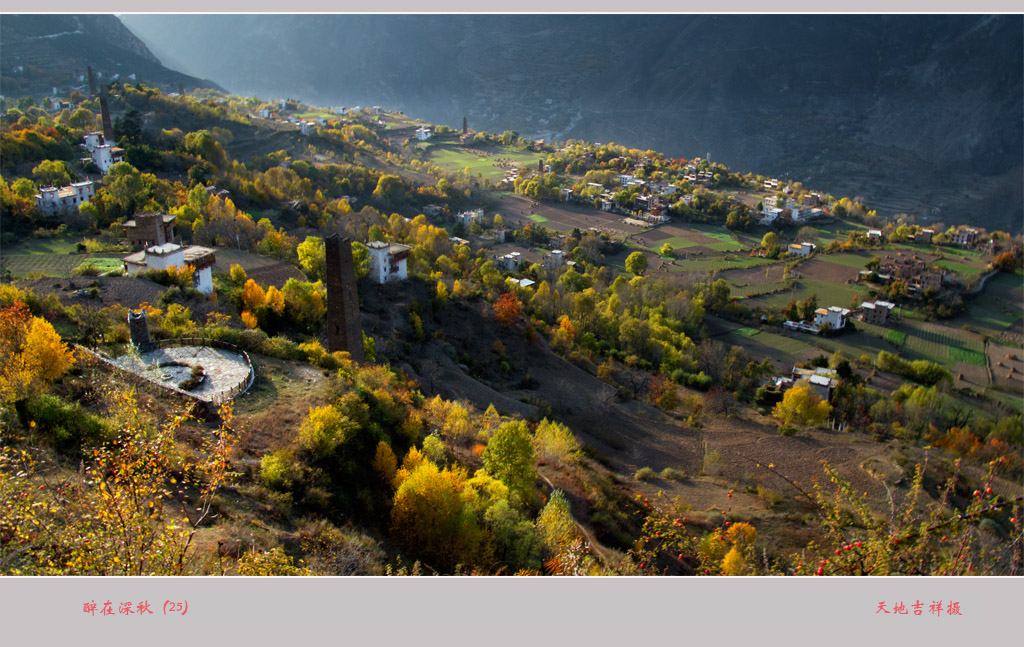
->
[482,420,537,504]
[229,263,247,284]
[494,292,521,326]
[625,251,648,276]
[533,418,581,466]
[0,303,75,405]
[536,489,578,552]
[390,461,489,571]
[297,236,326,281]
[772,383,831,428]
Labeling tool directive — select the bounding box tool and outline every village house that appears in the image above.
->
[423,204,443,217]
[366,241,412,284]
[859,300,896,326]
[867,229,883,241]
[299,121,316,135]
[415,127,432,141]
[560,188,574,202]
[788,242,816,257]
[791,367,840,401]
[814,306,850,331]
[83,131,106,152]
[332,106,346,115]
[492,228,508,243]
[123,243,216,294]
[91,144,125,173]
[497,252,521,272]
[449,237,470,246]
[123,212,177,249]
[915,228,934,245]
[258,108,272,118]
[954,228,978,247]
[35,181,95,217]
[454,208,484,227]
[542,250,565,271]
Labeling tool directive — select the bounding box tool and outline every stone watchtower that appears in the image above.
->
[324,235,365,362]
[128,309,154,352]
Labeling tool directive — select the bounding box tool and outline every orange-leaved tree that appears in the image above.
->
[494,292,521,326]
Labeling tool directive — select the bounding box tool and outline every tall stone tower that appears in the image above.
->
[325,235,365,362]
[462,116,468,135]
[128,309,154,352]
[99,92,114,142]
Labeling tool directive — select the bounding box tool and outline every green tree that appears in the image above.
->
[482,420,537,504]
[296,236,326,281]
[31,160,72,187]
[659,243,673,257]
[625,251,648,276]
[536,489,577,552]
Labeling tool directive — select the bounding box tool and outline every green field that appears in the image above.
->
[706,240,744,252]
[733,327,761,337]
[731,280,791,298]
[703,231,737,243]
[749,331,814,354]
[817,251,877,269]
[936,259,985,280]
[884,329,907,346]
[527,214,550,224]
[948,346,987,367]
[670,256,777,272]
[75,258,124,275]
[748,279,868,309]
[639,236,701,251]
[425,144,545,181]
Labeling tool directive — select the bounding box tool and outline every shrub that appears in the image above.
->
[634,467,655,481]
[23,393,111,455]
[660,467,686,481]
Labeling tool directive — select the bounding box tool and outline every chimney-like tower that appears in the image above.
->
[324,235,365,362]
[99,91,114,142]
[462,116,468,135]
[128,309,154,352]
[88,65,97,96]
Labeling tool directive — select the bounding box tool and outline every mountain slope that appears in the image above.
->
[0,14,223,97]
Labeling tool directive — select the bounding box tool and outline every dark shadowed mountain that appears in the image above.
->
[0,14,222,98]
[117,14,1021,231]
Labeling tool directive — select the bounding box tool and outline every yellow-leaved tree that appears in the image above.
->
[772,382,831,428]
[0,302,75,405]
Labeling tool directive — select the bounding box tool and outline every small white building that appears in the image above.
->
[867,229,883,241]
[814,306,850,331]
[91,144,124,173]
[122,243,216,294]
[258,108,272,118]
[788,242,816,257]
[83,131,105,152]
[454,208,483,227]
[299,121,316,135]
[860,300,896,326]
[35,181,95,217]
[366,241,411,284]
[332,106,346,115]
[543,249,565,270]
[954,228,978,247]
[415,127,432,141]
[497,252,521,272]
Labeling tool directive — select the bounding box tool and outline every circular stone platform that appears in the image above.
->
[112,345,252,403]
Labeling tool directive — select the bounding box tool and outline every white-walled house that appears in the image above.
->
[814,306,850,331]
[91,144,124,173]
[35,181,95,217]
[788,242,816,257]
[83,131,105,152]
[415,127,432,141]
[366,241,411,284]
[543,249,565,270]
[123,243,217,294]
